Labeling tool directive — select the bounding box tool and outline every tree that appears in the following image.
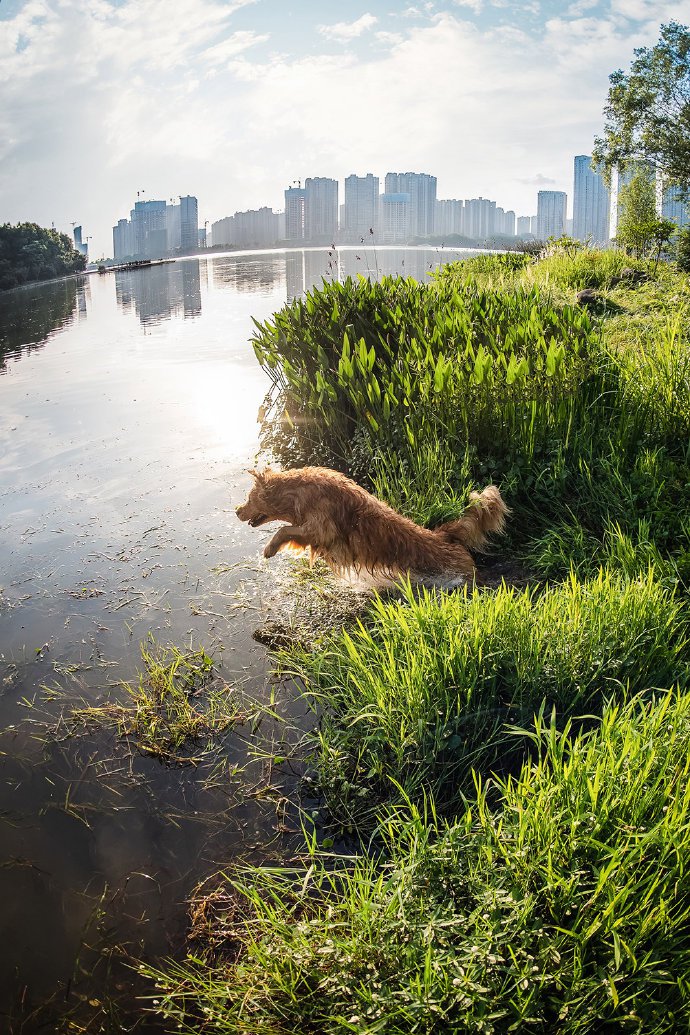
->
[615,171,661,258]
[0,223,87,290]
[593,22,690,195]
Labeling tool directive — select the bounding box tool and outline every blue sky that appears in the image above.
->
[0,0,683,257]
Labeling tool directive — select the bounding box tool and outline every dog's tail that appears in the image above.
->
[435,485,509,552]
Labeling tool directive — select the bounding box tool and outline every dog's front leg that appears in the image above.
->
[264,524,309,558]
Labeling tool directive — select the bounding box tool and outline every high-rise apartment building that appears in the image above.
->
[572,156,609,245]
[112,195,199,261]
[284,186,306,241]
[304,177,338,241]
[211,207,283,248]
[379,193,411,243]
[180,196,199,251]
[516,216,532,237]
[494,208,516,236]
[385,172,437,238]
[661,185,689,228]
[435,199,464,237]
[342,174,379,240]
[131,199,167,258]
[463,197,496,239]
[536,191,567,239]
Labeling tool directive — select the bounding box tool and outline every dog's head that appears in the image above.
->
[236,469,297,527]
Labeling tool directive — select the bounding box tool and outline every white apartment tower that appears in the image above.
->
[572,156,609,245]
[385,172,437,238]
[284,186,306,241]
[379,193,411,243]
[304,177,338,241]
[463,197,496,239]
[435,199,464,237]
[536,191,567,239]
[342,174,379,240]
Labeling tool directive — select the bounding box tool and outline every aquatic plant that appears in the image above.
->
[251,273,594,472]
[71,639,241,763]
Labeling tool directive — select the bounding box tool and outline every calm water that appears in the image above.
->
[0,246,481,1031]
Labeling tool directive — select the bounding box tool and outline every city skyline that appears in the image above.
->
[1,0,682,258]
[110,155,689,261]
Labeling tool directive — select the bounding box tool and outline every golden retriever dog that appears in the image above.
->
[236,466,508,580]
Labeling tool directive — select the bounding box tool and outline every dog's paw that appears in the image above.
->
[263,541,278,558]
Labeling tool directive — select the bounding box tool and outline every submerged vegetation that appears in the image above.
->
[69,640,242,764]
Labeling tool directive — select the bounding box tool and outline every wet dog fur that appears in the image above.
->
[236,466,508,580]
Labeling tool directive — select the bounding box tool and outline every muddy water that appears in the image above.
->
[0,246,481,1031]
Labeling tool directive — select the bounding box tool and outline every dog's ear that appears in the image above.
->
[247,469,263,482]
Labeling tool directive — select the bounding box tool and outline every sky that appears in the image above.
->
[0,0,683,258]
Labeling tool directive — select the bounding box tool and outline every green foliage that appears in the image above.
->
[0,221,87,291]
[676,225,690,271]
[252,273,594,476]
[616,171,658,257]
[143,248,690,1031]
[147,689,690,1034]
[282,573,687,823]
[593,21,690,192]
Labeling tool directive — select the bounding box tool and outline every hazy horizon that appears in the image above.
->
[1,0,681,258]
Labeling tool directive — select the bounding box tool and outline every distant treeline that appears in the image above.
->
[0,222,87,291]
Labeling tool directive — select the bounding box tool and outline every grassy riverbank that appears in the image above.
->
[150,247,690,1032]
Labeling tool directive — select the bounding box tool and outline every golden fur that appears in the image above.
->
[236,466,509,580]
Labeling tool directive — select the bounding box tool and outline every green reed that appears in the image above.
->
[145,688,690,1034]
[280,571,688,827]
[252,274,594,471]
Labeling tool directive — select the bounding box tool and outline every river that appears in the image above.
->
[0,246,483,1031]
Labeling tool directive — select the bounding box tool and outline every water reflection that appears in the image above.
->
[212,253,286,294]
[0,278,80,368]
[284,245,477,301]
[115,258,202,325]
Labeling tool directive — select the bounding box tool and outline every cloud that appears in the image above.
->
[566,0,598,14]
[517,173,558,186]
[452,0,483,13]
[609,0,682,21]
[317,13,378,42]
[203,31,269,70]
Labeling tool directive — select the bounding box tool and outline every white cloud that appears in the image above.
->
[203,31,269,70]
[517,173,557,186]
[452,0,483,14]
[375,31,405,44]
[317,13,378,42]
[566,0,598,14]
[609,0,681,21]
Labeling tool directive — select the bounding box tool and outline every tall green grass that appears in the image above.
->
[146,688,690,1034]
[252,274,594,472]
[282,572,688,825]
